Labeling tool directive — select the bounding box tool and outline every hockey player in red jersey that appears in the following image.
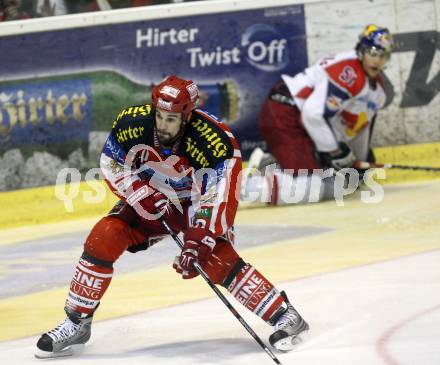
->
[35,76,308,358]
[242,25,393,205]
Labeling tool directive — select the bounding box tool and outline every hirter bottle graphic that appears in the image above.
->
[0,70,239,157]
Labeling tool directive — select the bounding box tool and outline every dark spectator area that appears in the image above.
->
[0,0,203,20]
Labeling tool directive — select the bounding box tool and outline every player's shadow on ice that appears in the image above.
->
[82,338,261,361]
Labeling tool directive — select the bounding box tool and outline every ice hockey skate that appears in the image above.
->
[247,147,265,172]
[241,147,272,206]
[269,291,309,351]
[35,313,93,359]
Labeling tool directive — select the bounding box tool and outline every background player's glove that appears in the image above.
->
[320,142,357,170]
[126,180,171,217]
[176,227,216,278]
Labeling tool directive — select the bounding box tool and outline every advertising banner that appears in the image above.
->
[0,5,307,164]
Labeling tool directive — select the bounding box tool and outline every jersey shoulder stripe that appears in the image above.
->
[195,109,230,130]
[194,109,240,149]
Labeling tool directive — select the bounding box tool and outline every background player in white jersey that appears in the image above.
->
[242,24,393,205]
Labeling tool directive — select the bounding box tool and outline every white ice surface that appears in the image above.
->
[1,249,439,365]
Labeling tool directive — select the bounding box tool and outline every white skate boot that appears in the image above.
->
[241,147,274,205]
[35,311,93,359]
[269,291,309,351]
[247,147,265,171]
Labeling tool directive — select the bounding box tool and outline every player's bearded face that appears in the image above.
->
[362,47,389,79]
[155,109,183,145]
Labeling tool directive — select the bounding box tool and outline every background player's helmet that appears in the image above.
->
[356,24,393,58]
[152,75,199,120]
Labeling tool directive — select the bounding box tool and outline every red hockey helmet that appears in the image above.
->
[151,76,199,119]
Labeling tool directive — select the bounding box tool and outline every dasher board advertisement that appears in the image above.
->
[0,4,307,160]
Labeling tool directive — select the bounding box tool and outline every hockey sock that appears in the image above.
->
[224,260,285,323]
[65,253,113,316]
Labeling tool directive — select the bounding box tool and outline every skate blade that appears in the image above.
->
[35,344,85,359]
[273,330,309,352]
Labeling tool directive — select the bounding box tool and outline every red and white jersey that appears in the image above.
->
[282,51,386,159]
[100,105,242,238]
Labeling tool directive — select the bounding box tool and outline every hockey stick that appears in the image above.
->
[381,164,440,172]
[159,216,283,365]
[356,162,440,172]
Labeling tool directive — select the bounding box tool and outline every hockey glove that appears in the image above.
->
[175,227,216,279]
[320,142,357,170]
[126,180,171,218]
[173,256,199,279]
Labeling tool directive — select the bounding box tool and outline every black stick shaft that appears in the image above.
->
[160,217,283,365]
[360,162,440,172]
[385,164,440,172]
